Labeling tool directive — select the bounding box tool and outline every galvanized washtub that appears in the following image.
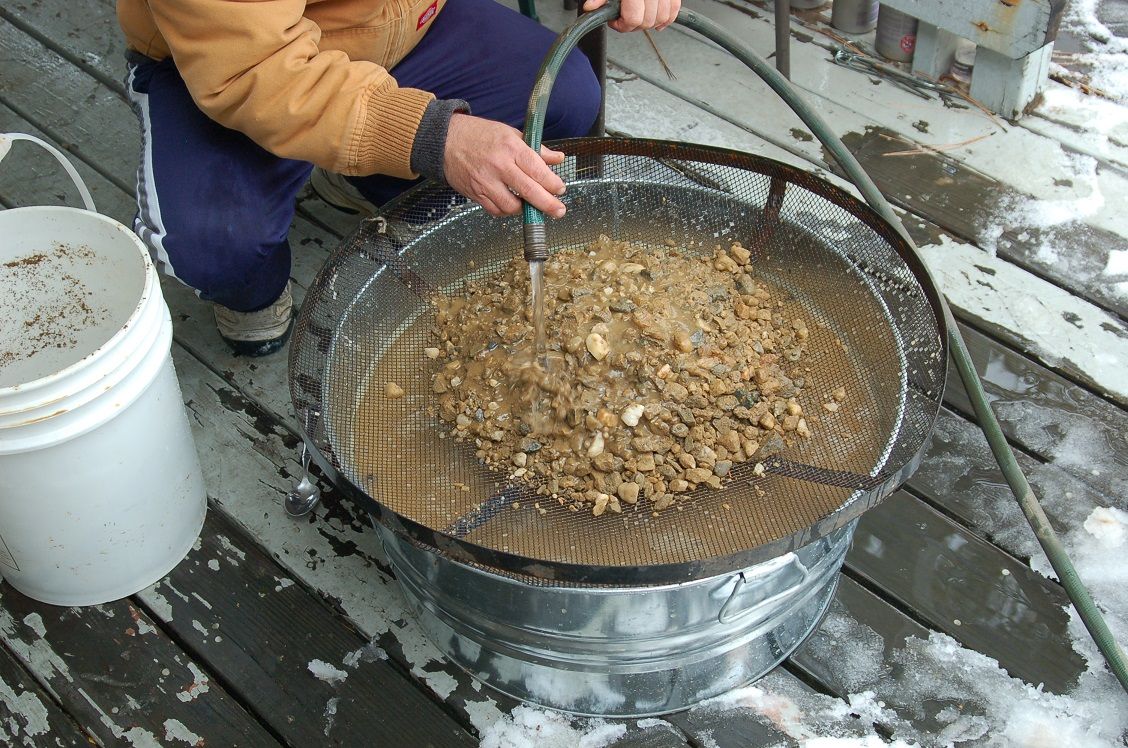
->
[378,520,855,716]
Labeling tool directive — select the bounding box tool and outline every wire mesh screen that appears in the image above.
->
[290,138,947,585]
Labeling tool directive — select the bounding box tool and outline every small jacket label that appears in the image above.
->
[418,1,438,30]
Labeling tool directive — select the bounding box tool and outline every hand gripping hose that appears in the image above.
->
[520,3,1128,694]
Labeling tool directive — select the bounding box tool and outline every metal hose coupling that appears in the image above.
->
[523,222,548,262]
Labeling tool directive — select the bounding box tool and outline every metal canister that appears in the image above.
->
[831,0,878,34]
[875,5,918,62]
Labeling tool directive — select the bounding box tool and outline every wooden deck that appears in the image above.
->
[1,0,1126,744]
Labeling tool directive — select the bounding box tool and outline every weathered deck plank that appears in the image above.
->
[790,577,946,738]
[909,407,1123,563]
[0,643,91,747]
[140,511,480,747]
[847,492,1085,694]
[0,589,279,747]
[836,125,1127,320]
[943,323,1127,501]
[687,0,1128,240]
[169,344,701,746]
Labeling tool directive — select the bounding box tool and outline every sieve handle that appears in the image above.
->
[0,133,97,213]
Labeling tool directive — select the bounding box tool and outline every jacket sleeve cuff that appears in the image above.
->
[410,98,471,182]
[351,86,436,178]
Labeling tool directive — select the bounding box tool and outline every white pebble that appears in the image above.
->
[587,432,605,457]
[586,332,610,360]
[621,404,645,427]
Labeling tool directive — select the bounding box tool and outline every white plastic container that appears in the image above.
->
[0,134,206,606]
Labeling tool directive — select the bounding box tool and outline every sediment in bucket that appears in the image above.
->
[0,205,206,606]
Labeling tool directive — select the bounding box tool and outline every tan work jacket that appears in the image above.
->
[118,0,446,178]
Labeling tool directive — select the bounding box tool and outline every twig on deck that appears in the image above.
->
[927,74,1010,132]
[813,26,866,56]
[880,132,995,156]
[643,30,677,80]
[1048,72,1114,100]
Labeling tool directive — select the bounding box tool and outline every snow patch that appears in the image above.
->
[323,697,339,737]
[989,400,1127,499]
[999,152,1105,230]
[1084,506,1128,545]
[308,659,348,685]
[207,559,220,571]
[1027,504,1128,720]
[342,642,388,668]
[273,576,294,591]
[477,705,627,748]
[1061,0,1128,101]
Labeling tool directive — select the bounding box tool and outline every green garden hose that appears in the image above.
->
[521,2,1128,695]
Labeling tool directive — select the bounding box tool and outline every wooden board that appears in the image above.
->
[846,492,1086,694]
[0,643,92,747]
[835,125,1127,320]
[139,510,479,747]
[169,345,701,745]
[0,589,279,746]
[907,406,1123,563]
[943,323,1127,501]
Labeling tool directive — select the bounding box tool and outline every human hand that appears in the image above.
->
[443,113,567,219]
[581,0,680,32]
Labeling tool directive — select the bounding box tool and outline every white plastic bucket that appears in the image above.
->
[0,133,206,606]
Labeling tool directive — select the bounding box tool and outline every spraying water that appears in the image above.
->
[529,260,547,369]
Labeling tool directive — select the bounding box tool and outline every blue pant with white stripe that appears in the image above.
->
[126,0,600,313]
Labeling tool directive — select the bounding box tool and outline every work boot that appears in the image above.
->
[213,282,294,357]
[309,167,377,216]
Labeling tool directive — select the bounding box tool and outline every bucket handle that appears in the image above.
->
[0,133,97,212]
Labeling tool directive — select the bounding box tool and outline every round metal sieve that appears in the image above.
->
[289,137,947,585]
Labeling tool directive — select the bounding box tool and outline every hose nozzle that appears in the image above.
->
[523,222,548,262]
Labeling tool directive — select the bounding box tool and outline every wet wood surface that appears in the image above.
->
[1,0,1125,744]
[0,641,92,747]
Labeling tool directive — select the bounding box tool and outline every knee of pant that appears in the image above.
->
[542,51,602,139]
[153,211,288,310]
